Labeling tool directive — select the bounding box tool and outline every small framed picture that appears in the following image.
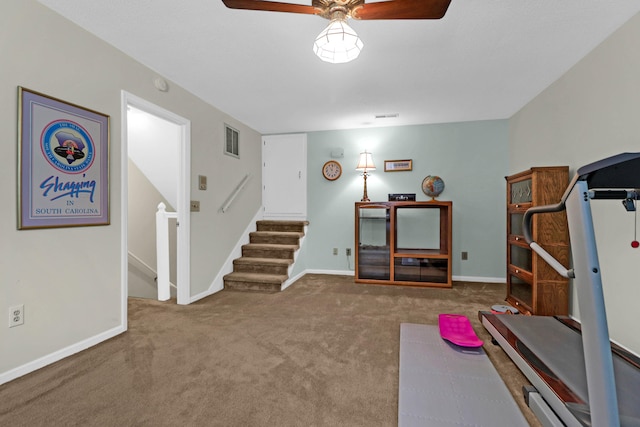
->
[384,159,412,172]
[18,87,110,229]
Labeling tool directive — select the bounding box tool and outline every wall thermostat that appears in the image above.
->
[330,148,344,158]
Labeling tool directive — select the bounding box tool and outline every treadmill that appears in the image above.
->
[480,152,640,426]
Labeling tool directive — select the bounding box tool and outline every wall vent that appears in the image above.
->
[224,124,239,158]
[375,113,399,119]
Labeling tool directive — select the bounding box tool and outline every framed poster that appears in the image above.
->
[384,159,412,172]
[18,87,110,229]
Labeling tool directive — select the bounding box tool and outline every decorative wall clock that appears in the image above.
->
[322,160,342,181]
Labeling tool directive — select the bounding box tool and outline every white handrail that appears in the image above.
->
[221,174,251,213]
[156,202,178,301]
[127,251,177,288]
[127,251,155,279]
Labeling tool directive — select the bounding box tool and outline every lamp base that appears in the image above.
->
[361,172,370,202]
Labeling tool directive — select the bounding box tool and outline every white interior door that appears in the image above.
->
[262,134,307,220]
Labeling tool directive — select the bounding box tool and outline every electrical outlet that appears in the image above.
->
[346,248,352,256]
[9,304,24,328]
[333,248,338,255]
[461,251,468,260]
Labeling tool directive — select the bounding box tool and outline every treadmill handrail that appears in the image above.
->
[509,153,640,427]
[523,203,575,279]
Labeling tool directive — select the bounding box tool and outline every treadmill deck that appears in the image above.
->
[480,312,640,426]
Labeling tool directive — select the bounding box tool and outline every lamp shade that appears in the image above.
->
[356,151,376,171]
[313,19,363,64]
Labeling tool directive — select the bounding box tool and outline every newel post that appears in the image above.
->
[156,202,170,301]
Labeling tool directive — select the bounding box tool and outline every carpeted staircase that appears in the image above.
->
[223,220,308,292]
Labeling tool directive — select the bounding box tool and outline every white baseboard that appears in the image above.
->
[303,269,355,276]
[281,270,305,291]
[0,270,503,385]
[190,207,264,304]
[0,324,125,386]
[295,270,503,283]
[453,275,505,283]
[192,215,505,304]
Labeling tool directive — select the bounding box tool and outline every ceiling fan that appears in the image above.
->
[222,0,452,63]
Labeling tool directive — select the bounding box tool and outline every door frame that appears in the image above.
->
[121,91,191,308]
[262,133,307,220]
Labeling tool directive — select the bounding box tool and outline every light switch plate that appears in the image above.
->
[198,175,207,190]
[190,201,200,212]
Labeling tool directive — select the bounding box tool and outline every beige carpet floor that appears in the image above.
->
[0,274,539,426]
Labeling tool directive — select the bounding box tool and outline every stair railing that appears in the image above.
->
[127,251,156,279]
[128,250,177,295]
[220,174,251,213]
[156,202,178,301]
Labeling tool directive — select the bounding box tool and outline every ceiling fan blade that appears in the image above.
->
[222,0,319,15]
[352,0,451,20]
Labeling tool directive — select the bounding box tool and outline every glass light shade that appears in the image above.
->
[313,19,363,64]
[356,151,376,171]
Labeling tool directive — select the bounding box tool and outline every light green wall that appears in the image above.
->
[510,13,640,354]
[305,120,509,280]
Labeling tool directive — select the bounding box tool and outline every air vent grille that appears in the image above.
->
[225,124,239,158]
[375,113,399,119]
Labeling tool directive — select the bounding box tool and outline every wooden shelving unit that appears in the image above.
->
[506,166,570,315]
[355,201,452,288]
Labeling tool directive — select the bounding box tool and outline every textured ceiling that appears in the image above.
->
[38,0,640,134]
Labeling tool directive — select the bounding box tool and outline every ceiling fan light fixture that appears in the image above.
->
[313,18,363,64]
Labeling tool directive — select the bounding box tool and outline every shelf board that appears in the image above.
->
[394,250,447,257]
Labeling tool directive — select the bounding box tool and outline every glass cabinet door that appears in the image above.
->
[394,257,448,283]
[509,274,533,308]
[510,244,532,272]
[509,213,525,236]
[510,179,532,204]
[357,206,390,280]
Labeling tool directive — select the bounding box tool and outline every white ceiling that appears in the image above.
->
[38,0,640,135]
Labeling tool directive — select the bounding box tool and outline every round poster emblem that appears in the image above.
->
[41,120,95,174]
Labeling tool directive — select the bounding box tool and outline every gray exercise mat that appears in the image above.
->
[398,323,527,426]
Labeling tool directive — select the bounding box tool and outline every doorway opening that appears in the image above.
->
[121,91,191,307]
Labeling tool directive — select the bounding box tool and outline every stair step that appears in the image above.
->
[224,220,308,292]
[223,272,287,293]
[234,257,293,266]
[242,243,297,259]
[256,220,309,233]
[249,231,303,245]
[233,257,292,275]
